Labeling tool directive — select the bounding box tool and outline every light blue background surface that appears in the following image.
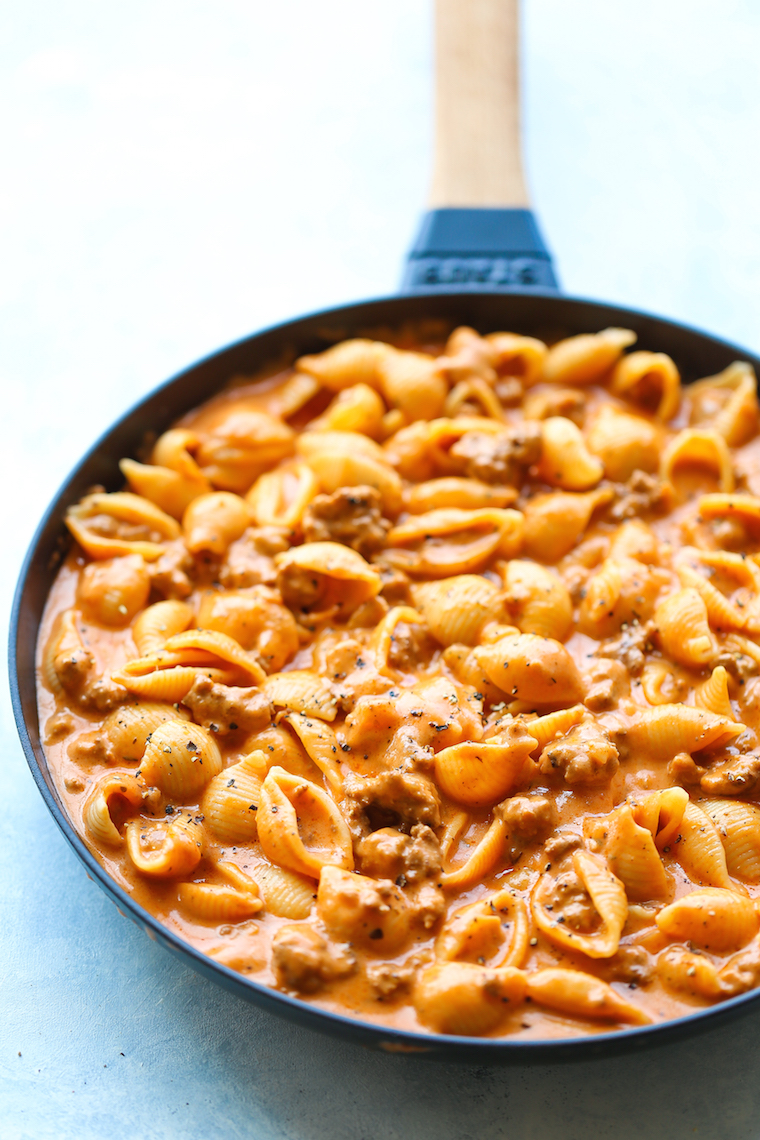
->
[4,2,760,1136]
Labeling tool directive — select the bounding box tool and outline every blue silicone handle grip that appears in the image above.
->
[402,207,559,292]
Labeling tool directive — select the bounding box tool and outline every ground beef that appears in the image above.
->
[449,424,542,485]
[386,621,437,673]
[271,925,356,994]
[609,470,672,521]
[149,539,195,599]
[219,526,290,589]
[366,951,433,1000]
[494,794,555,840]
[583,657,630,711]
[181,675,273,735]
[302,485,390,557]
[376,564,413,605]
[699,750,760,795]
[604,945,654,987]
[538,720,619,785]
[593,621,655,676]
[342,770,442,839]
[523,387,586,426]
[357,824,442,884]
[544,828,583,862]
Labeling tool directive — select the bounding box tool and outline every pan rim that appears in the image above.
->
[11,286,760,1063]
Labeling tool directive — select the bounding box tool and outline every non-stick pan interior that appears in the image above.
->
[12,288,760,1063]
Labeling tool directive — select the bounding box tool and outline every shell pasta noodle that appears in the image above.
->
[38,321,760,1039]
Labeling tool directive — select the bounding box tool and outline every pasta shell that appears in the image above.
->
[542,328,636,386]
[405,477,516,514]
[194,410,295,493]
[414,962,527,1036]
[317,865,409,952]
[245,724,319,782]
[263,671,338,721]
[522,488,615,562]
[66,491,180,561]
[163,629,267,686]
[444,378,505,421]
[368,605,426,677]
[525,967,650,1024]
[695,666,735,721]
[673,802,739,891]
[196,587,299,673]
[278,713,343,796]
[256,766,353,877]
[309,383,386,436]
[296,339,391,391]
[579,557,664,640]
[502,560,573,641]
[178,863,262,921]
[476,632,584,706]
[133,600,194,656]
[246,461,319,530]
[182,492,252,556]
[111,665,240,703]
[700,799,760,882]
[608,520,658,564]
[537,416,604,491]
[625,706,742,759]
[440,818,507,891]
[275,541,381,615]
[641,660,680,706]
[387,508,524,578]
[630,786,689,849]
[654,587,717,668]
[697,493,760,538]
[296,429,387,463]
[610,350,681,421]
[102,700,190,762]
[120,440,211,520]
[125,813,203,878]
[521,705,586,753]
[676,564,746,632]
[656,887,758,952]
[200,751,266,844]
[255,863,317,919]
[42,609,93,696]
[76,554,151,628]
[82,770,144,846]
[532,850,628,958]
[272,371,321,419]
[298,442,401,515]
[435,890,531,969]
[485,332,547,384]
[595,803,671,901]
[410,575,502,646]
[661,429,734,493]
[690,362,758,446]
[434,723,536,807]
[657,945,725,999]
[138,720,223,800]
[378,349,447,422]
[585,405,660,482]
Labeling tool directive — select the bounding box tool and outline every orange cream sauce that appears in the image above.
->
[37,324,760,1039]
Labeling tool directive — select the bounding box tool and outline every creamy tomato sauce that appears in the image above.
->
[37,324,760,1039]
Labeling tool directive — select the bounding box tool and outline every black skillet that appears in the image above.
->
[10,0,760,1062]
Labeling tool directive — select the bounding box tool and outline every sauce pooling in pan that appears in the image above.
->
[38,323,760,1038]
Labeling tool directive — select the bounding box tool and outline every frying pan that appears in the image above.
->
[10,0,760,1062]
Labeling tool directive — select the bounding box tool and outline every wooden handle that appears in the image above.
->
[430,0,528,208]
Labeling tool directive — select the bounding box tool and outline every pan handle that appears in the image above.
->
[402,0,558,293]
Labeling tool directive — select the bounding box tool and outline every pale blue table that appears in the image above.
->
[4,2,760,1136]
